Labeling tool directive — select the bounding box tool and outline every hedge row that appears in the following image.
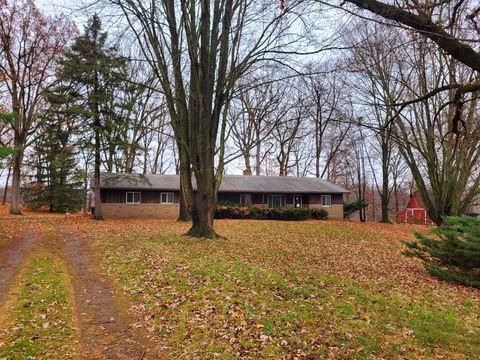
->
[214,205,328,221]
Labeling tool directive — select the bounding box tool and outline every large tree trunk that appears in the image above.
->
[177,145,192,222]
[187,168,216,238]
[10,132,23,215]
[93,167,103,219]
[244,152,252,175]
[178,183,191,222]
[380,192,389,222]
[93,119,103,220]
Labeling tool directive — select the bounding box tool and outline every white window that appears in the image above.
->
[126,192,141,204]
[240,194,252,207]
[268,195,286,208]
[161,192,174,204]
[321,195,331,207]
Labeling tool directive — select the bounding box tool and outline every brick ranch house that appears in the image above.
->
[97,173,349,219]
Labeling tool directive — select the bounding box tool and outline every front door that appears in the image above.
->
[294,195,302,208]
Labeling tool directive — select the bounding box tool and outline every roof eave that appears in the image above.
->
[101,187,349,194]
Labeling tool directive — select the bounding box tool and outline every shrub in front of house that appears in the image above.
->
[215,205,251,219]
[249,206,270,220]
[266,207,311,221]
[311,207,329,220]
[214,205,328,221]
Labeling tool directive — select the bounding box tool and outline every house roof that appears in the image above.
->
[100,173,349,194]
[405,192,425,210]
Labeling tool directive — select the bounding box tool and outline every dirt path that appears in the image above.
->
[1,220,162,359]
[0,224,38,303]
[60,227,160,359]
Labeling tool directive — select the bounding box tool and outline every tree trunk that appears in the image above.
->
[83,162,89,215]
[93,120,103,220]
[255,127,261,175]
[380,152,390,223]
[178,184,191,222]
[380,193,389,222]
[10,132,23,215]
[177,146,192,222]
[2,161,12,205]
[187,168,216,238]
[393,178,399,213]
[357,157,366,223]
[315,118,321,178]
[244,152,252,175]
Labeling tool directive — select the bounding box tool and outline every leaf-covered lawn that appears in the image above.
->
[0,254,78,359]
[74,219,480,359]
[0,219,21,249]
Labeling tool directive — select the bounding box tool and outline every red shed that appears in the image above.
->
[396,192,434,225]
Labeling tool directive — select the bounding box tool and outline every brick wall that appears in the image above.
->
[101,203,179,219]
[323,204,343,219]
[101,198,344,219]
[306,204,343,219]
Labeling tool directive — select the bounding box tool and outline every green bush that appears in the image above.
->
[266,207,311,221]
[403,216,480,288]
[311,207,329,220]
[250,207,270,220]
[214,205,328,221]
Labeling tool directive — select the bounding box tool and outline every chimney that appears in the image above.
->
[243,168,252,176]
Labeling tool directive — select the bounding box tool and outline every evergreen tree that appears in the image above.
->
[53,14,127,219]
[403,216,480,288]
[343,199,369,219]
[24,115,83,212]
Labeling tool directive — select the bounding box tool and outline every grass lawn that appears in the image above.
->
[0,253,78,359]
[76,219,480,359]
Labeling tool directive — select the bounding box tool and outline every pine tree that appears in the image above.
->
[53,14,127,219]
[24,115,83,212]
[403,216,480,288]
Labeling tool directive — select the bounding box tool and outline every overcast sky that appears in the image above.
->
[8,0,352,178]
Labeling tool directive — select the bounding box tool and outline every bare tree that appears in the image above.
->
[340,121,369,222]
[108,64,165,174]
[347,21,408,222]
[109,0,311,237]
[390,150,409,213]
[395,36,480,224]
[303,68,352,179]
[229,76,284,175]
[270,95,307,176]
[290,132,316,177]
[337,0,480,73]
[141,109,176,175]
[0,0,74,214]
